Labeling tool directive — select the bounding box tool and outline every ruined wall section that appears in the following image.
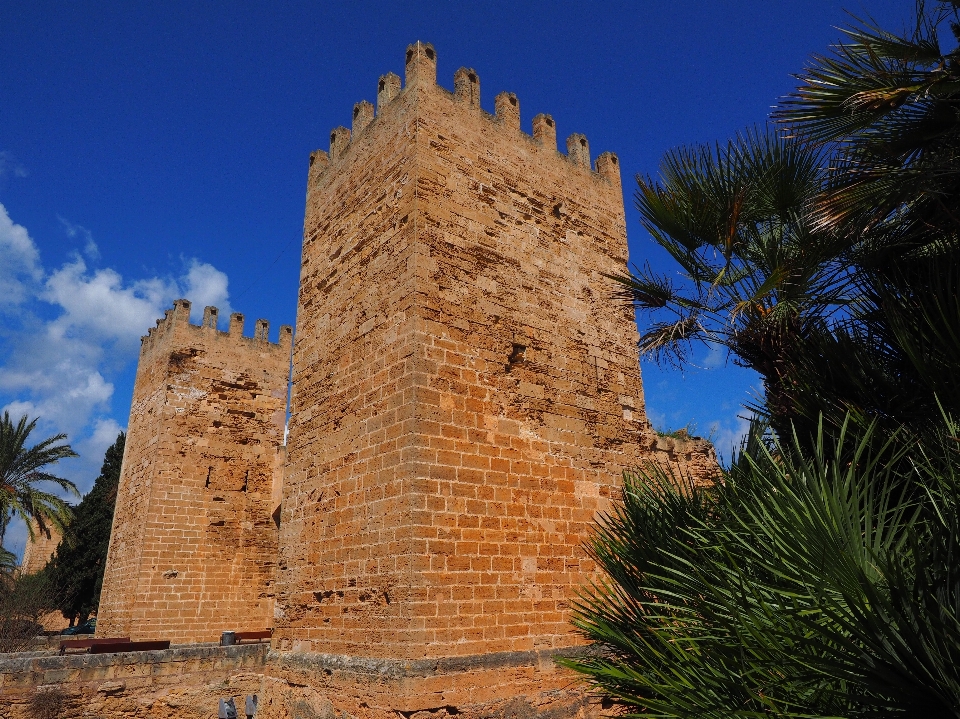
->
[0,644,266,719]
[278,42,671,660]
[97,300,291,644]
[652,431,721,485]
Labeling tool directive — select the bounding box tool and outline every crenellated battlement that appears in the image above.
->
[103,304,290,644]
[306,41,621,187]
[91,39,713,713]
[139,298,293,356]
[283,31,653,669]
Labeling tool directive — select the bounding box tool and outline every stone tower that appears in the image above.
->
[269,42,664,713]
[97,301,291,643]
[19,522,61,575]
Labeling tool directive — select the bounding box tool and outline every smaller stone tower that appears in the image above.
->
[19,522,61,575]
[97,300,292,643]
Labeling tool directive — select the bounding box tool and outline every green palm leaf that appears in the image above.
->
[0,412,79,554]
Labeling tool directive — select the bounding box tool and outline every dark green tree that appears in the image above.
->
[563,421,960,717]
[45,433,124,623]
[769,0,960,444]
[608,129,850,442]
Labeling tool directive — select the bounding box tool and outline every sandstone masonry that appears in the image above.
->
[97,301,292,644]
[275,41,658,661]
[0,644,266,719]
[59,41,719,719]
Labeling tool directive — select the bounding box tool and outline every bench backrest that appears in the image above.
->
[234,630,272,642]
[88,640,170,654]
[59,637,131,651]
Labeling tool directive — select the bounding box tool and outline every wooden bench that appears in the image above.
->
[234,630,272,643]
[88,640,170,654]
[59,637,130,655]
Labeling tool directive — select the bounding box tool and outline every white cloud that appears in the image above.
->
[182,259,232,324]
[44,258,177,344]
[78,417,124,470]
[707,415,752,466]
[58,216,99,260]
[0,358,113,438]
[0,202,42,305]
[702,342,726,369]
[0,201,231,491]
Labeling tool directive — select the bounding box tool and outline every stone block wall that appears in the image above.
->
[261,648,597,719]
[0,644,596,719]
[0,643,266,719]
[652,431,721,485]
[97,301,292,644]
[275,41,668,660]
[80,39,720,719]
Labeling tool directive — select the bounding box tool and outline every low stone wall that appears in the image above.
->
[259,647,598,719]
[0,643,267,718]
[0,644,598,719]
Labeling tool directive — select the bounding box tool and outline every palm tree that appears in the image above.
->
[617,3,960,449]
[609,128,854,440]
[0,412,78,557]
[768,0,960,443]
[563,419,960,717]
[775,0,960,248]
[560,4,960,716]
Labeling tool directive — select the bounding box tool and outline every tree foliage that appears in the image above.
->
[0,411,78,561]
[609,129,850,437]
[564,420,960,717]
[770,0,960,447]
[566,2,960,716]
[612,1,960,449]
[45,432,124,623]
[0,570,59,653]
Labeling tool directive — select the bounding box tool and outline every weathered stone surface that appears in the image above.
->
[0,645,595,719]
[0,644,266,719]
[274,39,711,663]
[97,301,293,643]
[653,430,721,484]
[262,648,596,719]
[78,40,719,719]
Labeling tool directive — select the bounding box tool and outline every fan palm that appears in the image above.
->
[611,128,853,438]
[0,412,78,555]
[620,3,960,449]
[562,418,960,717]
[775,0,960,250]
[563,6,960,716]
[767,0,960,443]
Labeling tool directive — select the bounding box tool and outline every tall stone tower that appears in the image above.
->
[269,42,663,714]
[97,301,291,643]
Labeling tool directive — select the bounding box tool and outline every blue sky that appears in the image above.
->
[0,1,906,555]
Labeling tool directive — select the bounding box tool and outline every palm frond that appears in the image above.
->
[638,314,708,368]
[565,417,960,716]
[0,412,78,546]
